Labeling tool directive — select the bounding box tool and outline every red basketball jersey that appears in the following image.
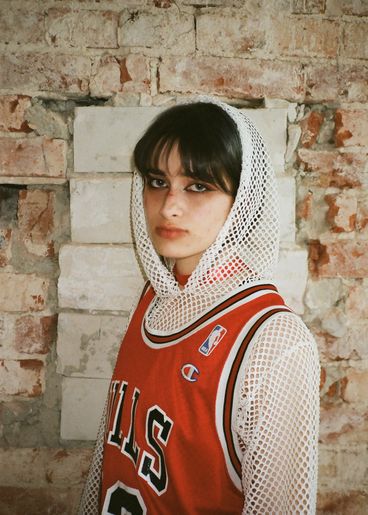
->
[101,281,292,514]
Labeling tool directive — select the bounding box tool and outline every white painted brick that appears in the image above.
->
[275,247,308,314]
[58,244,144,311]
[244,108,288,172]
[74,106,286,174]
[57,312,127,378]
[70,177,132,243]
[278,176,296,243]
[61,377,109,440]
[74,106,162,173]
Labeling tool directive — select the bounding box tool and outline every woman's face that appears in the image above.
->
[143,145,234,275]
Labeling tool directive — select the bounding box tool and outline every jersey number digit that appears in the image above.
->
[102,481,147,515]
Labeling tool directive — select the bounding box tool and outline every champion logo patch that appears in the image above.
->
[198,325,227,356]
[181,363,200,382]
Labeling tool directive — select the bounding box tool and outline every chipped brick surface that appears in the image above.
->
[0,273,49,312]
[15,314,57,354]
[0,359,44,397]
[298,149,367,188]
[309,240,368,278]
[335,109,368,147]
[0,137,67,179]
[159,56,304,101]
[0,96,32,133]
[46,8,118,49]
[18,190,56,257]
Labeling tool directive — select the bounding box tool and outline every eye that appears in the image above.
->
[147,177,167,189]
[186,183,210,193]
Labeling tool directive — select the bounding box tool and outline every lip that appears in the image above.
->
[155,226,187,239]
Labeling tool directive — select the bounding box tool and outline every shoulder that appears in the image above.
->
[239,311,320,398]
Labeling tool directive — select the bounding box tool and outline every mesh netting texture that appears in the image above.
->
[132,97,280,332]
[78,97,320,514]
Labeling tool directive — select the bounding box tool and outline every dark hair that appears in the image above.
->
[133,102,242,196]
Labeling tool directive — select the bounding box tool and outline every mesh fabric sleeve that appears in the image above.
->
[235,312,320,514]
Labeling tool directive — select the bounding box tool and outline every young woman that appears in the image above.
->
[79,98,320,514]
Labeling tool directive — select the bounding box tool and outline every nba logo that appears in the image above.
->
[199,325,227,356]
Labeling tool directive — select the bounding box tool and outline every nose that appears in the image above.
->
[159,188,183,219]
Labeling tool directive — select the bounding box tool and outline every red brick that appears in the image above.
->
[309,240,368,278]
[342,21,368,60]
[0,137,66,179]
[299,111,324,148]
[196,14,266,57]
[306,62,368,103]
[0,96,32,133]
[0,486,81,515]
[357,202,368,234]
[296,190,313,220]
[0,359,44,397]
[335,109,368,148]
[159,57,304,101]
[0,53,91,94]
[318,491,368,514]
[298,149,366,188]
[338,64,368,103]
[18,190,55,257]
[341,369,368,404]
[154,0,173,6]
[0,9,45,45]
[292,0,326,13]
[0,273,49,312]
[315,327,368,361]
[319,403,367,443]
[46,8,118,48]
[0,229,12,267]
[272,17,338,58]
[305,62,339,102]
[324,191,357,233]
[346,283,368,320]
[90,54,150,98]
[14,314,57,354]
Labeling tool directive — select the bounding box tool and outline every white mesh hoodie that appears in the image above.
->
[79,98,320,514]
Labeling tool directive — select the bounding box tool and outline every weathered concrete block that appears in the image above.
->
[278,177,295,243]
[57,312,127,378]
[74,107,162,172]
[61,377,109,440]
[70,177,132,243]
[244,108,288,171]
[275,247,308,314]
[74,106,287,173]
[58,244,144,311]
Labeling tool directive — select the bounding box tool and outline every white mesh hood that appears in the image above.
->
[131,97,280,332]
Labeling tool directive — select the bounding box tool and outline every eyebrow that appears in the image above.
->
[146,167,194,178]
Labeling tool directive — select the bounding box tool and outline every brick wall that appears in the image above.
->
[0,1,367,513]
